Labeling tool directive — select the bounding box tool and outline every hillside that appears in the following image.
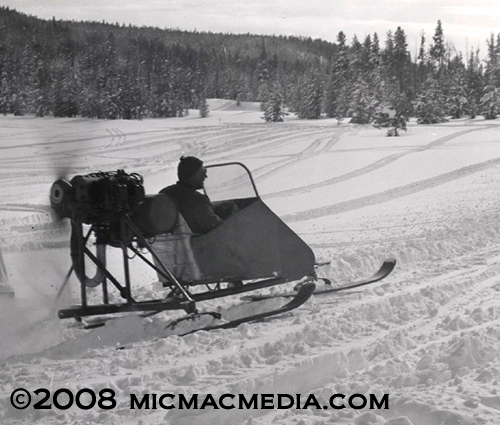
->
[0,6,336,119]
[1,7,498,124]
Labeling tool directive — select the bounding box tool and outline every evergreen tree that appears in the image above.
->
[479,83,500,119]
[447,73,468,119]
[430,20,446,71]
[366,33,385,105]
[418,32,426,65]
[485,33,500,91]
[100,32,119,119]
[348,78,377,124]
[255,41,270,103]
[465,49,483,118]
[335,84,350,124]
[446,55,468,119]
[262,80,286,122]
[379,28,413,124]
[297,70,322,119]
[481,33,500,119]
[361,34,372,75]
[370,33,381,69]
[414,75,447,123]
[496,34,500,84]
[27,33,50,117]
[393,27,411,93]
[324,31,349,118]
[382,30,394,72]
[53,71,79,117]
[199,96,209,118]
[349,34,363,80]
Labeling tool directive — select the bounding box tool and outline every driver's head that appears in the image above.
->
[178,156,207,189]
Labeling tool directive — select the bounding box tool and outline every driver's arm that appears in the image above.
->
[186,193,224,234]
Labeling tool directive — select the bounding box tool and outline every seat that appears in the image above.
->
[152,213,202,284]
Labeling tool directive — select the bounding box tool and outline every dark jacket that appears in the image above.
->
[160,182,223,234]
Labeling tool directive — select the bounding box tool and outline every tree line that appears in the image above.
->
[263,21,500,131]
[1,7,499,127]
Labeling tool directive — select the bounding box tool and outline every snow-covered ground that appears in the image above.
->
[1,100,500,424]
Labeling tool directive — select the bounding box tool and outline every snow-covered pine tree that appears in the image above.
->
[393,27,411,93]
[361,34,372,77]
[324,31,349,119]
[262,81,286,122]
[348,77,377,124]
[256,41,271,104]
[297,71,322,120]
[465,49,483,118]
[334,84,350,124]
[199,96,209,118]
[414,75,447,123]
[370,33,381,70]
[479,83,500,119]
[447,81,468,119]
[480,34,500,119]
[485,34,500,87]
[430,20,446,72]
[417,31,429,87]
[365,32,386,108]
[53,72,79,117]
[446,57,468,119]
[349,35,363,81]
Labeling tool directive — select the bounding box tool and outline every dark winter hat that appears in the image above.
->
[178,156,204,181]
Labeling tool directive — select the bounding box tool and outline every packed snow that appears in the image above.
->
[1,100,500,424]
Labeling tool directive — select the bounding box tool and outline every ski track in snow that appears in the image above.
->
[264,126,495,199]
[1,111,500,425]
[284,155,500,223]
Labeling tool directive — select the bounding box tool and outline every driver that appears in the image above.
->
[160,156,236,234]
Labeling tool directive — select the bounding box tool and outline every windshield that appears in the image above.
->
[204,163,259,202]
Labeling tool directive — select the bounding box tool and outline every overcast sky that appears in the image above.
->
[3,0,499,58]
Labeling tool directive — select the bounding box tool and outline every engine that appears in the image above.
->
[50,169,178,239]
[50,169,146,224]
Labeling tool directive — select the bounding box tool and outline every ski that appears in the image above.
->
[242,258,396,302]
[114,282,315,350]
[175,281,316,335]
[85,282,316,335]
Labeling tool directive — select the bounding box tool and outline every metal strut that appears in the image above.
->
[57,212,197,319]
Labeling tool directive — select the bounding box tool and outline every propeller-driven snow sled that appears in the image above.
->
[49,162,395,328]
[50,163,321,322]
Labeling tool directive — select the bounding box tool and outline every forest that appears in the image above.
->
[0,6,499,125]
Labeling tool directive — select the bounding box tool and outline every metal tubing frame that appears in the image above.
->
[120,215,132,301]
[123,214,195,304]
[76,220,87,307]
[58,212,197,319]
[82,247,128,299]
